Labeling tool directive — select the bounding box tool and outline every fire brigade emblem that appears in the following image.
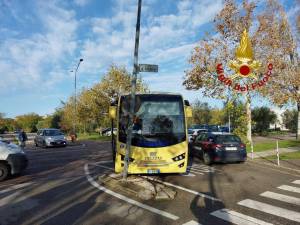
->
[216,29,273,92]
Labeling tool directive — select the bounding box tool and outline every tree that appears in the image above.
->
[60,64,148,133]
[191,100,212,125]
[282,109,297,132]
[251,107,277,135]
[183,0,297,143]
[255,1,300,139]
[15,113,42,132]
[224,99,248,142]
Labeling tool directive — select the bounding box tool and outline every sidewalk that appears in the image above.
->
[247,146,300,159]
[247,147,300,172]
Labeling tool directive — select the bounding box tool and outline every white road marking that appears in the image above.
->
[238,199,300,223]
[292,180,300,185]
[260,191,300,206]
[0,182,32,194]
[84,163,179,221]
[91,163,221,202]
[210,208,273,225]
[145,176,221,202]
[93,160,114,164]
[189,168,204,175]
[277,185,300,193]
[182,220,202,225]
[180,173,196,177]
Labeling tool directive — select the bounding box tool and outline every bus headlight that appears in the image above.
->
[178,162,185,168]
[172,153,185,161]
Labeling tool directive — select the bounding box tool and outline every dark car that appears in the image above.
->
[190,133,247,165]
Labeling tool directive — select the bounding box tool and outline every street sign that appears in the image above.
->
[138,64,158,73]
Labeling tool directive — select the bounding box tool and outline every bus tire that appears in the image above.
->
[203,152,212,165]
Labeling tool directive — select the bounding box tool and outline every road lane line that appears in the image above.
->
[0,182,32,194]
[189,168,204,175]
[277,185,300,193]
[260,191,300,206]
[180,173,196,177]
[210,208,273,225]
[238,199,300,223]
[145,176,221,202]
[182,220,202,225]
[292,180,300,185]
[84,163,179,221]
[92,163,221,202]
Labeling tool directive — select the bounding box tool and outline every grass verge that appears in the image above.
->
[77,133,111,141]
[264,151,300,160]
[247,140,300,152]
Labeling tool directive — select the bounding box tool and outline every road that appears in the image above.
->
[0,141,299,225]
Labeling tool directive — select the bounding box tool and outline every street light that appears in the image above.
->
[71,58,83,135]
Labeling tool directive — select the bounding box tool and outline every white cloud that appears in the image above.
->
[0,1,78,95]
[80,0,222,80]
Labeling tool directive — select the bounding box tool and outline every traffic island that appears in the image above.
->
[98,173,177,201]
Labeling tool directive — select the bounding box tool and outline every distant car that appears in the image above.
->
[190,133,247,165]
[220,126,230,133]
[105,128,117,136]
[34,128,67,148]
[0,139,28,181]
[101,128,111,136]
[188,129,208,142]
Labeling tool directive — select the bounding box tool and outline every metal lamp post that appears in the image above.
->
[72,58,83,135]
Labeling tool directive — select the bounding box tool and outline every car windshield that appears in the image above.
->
[119,94,186,147]
[216,135,241,143]
[44,130,63,136]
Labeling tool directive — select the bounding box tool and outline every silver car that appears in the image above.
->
[34,129,67,148]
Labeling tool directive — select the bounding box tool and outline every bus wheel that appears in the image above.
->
[203,152,212,165]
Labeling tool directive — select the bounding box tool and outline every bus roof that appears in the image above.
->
[120,92,183,97]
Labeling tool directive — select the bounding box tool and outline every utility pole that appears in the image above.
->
[123,0,142,180]
[72,58,83,135]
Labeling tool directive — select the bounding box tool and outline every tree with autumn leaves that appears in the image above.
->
[184,0,299,142]
[61,65,148,133]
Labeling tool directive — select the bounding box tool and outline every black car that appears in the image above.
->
[190,133,247,165]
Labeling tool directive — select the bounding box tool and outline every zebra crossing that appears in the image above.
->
[181,164,218,177]
[208,179,300,224]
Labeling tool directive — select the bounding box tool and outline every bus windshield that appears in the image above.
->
[119,94,186,147]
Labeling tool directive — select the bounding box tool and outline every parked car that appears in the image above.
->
[190,133,247,165]
[0,138,28,181]
[188,128,208,142]
[101,128,111,136]
[34,128,67,148]
[105,128,117,136]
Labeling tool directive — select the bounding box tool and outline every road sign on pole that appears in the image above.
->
[138,64,158,73]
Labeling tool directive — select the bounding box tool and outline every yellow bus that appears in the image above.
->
[109,93,192,174]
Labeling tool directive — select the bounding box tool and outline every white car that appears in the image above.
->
[0,139,28,181]
[104,128,117,136]
[188,129,208,142]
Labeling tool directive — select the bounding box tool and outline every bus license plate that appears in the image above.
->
[147,169,160,174]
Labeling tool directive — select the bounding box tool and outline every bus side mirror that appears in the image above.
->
[185,106,192,118]
[109,106,117,120]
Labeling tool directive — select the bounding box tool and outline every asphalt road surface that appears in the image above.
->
[0,141,299,225]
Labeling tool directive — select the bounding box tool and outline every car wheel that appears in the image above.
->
[203,152,212,165]
[35,141,38,147]
[0,163,9,181]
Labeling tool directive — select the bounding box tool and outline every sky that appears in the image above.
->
[0,0,298,118]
